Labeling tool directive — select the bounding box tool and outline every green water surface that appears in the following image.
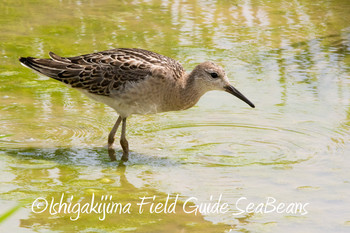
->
[1,0,350,232]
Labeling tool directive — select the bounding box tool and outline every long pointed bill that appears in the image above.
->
[224,85,255,108]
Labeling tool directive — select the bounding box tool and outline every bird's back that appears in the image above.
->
[19,48,185,96]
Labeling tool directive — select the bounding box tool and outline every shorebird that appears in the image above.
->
[19,48,255,161]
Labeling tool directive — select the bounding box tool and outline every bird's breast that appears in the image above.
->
[107,77,184,116]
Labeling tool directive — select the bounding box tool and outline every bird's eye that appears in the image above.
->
[210,72,218,78]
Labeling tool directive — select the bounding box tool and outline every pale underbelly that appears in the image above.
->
[79,89,169,117]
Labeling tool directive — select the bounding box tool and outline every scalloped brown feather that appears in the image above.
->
[20,48,185,96]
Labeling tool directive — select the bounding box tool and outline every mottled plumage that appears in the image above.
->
[20,48,254,161]
[20,48,184,96]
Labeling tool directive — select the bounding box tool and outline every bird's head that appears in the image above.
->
[191,61,255,108]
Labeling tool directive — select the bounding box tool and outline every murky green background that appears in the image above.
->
[1,0,350,232]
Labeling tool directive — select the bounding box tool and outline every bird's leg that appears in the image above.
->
[108,116,122,161]
[120,117,129,161]
[108,116,122,149]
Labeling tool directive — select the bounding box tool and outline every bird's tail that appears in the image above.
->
[19,52,81,81]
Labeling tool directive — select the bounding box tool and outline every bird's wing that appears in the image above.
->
[20,48,185,96]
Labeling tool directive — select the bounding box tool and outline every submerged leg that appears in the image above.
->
[120,117,129,161]
[108,116,122,149]
[108,116,122,161]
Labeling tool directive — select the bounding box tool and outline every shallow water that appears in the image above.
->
[1,0,350,232]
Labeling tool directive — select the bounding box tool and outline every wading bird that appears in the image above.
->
[20,48,255,161]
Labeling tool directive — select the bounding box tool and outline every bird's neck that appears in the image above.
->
[176,72,206,110]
